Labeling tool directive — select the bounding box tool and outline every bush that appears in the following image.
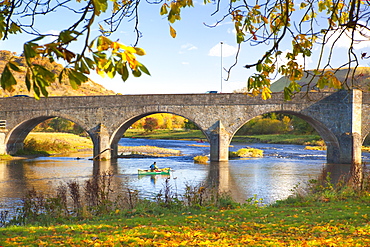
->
[229,148,263,158]
[193,155,208,164]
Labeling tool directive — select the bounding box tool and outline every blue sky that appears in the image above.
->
[1,1,370,94]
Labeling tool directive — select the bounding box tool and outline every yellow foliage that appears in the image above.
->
[193,155,209,164]
[229,148,263,158]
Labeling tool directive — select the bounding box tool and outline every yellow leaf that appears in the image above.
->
[170,25,177,38]
[261,87,272,100]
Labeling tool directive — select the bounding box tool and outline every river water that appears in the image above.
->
[1,138,368,212]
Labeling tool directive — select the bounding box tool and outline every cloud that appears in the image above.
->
[179,43,198,54]
[324,25,370,50]
[208,42,237,57]
[43,30,60,42]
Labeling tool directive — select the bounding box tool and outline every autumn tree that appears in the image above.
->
[143,117,158,132]
[1,0,369,99]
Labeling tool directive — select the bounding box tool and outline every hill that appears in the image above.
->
[0,50,116,97]
[270,67,370,92]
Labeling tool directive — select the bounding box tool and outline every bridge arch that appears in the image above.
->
[109,111,208,158]
[5,114,91,155]
[229,110,340,163]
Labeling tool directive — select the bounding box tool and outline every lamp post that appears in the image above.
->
[220,42,223,93]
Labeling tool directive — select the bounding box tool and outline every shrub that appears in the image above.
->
[229,148,263,158]
[193,155,208,164]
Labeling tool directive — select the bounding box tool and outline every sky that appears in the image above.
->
[1,1,370,95]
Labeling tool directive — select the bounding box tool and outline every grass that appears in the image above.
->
[1,200,369,246]
[0,154,13,160]
[232,134,323,145]
[125,129,207,141]
[1,188,369,246]
[17,132,93,155]
[125,129,324,145]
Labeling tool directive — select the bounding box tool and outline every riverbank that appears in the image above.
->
[118,145,182,158]
[0,132,185,160]
[1,195,369,246]
[124,129,324,145]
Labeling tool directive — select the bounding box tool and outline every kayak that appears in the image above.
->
[138,167,171,175]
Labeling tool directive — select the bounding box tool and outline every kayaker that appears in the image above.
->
[150,162,158,171]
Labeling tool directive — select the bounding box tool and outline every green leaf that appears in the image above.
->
[92,0,108,16]
[59,30,77,43]
[66,69,89,89]
[256,63,262,72]
[78,59,90,74]
[138,62,150,76]
[284,87,292,101]
[25,70,32,91]
[8,61,21,72]
[119,63,129,81]
[132,69,142,77]
[35,77,49,97]
[0,65,17,92]
[84,57,96,69]
[33,84,41,100]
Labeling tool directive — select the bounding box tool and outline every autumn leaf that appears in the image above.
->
[170,25,177,38]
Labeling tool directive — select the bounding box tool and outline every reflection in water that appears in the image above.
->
[0,139,367,212]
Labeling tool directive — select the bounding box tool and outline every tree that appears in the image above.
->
[143,117,158,132]
[0,0,369,99]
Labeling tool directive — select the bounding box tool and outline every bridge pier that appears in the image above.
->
[0,131,6,155]
[90,124,111,160]
[206,121,231,162]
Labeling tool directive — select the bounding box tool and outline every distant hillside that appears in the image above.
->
[0,50,115,97]
[270,67,370,92]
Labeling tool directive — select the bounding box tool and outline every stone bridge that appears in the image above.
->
[0,90,368,166]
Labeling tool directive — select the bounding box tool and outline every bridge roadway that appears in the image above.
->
[0,90,368,170]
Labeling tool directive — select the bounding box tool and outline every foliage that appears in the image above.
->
[0,50,116,97]
[236,113,320,139]
[229,148,263,158]
[193,155,209,164]
[0,1,150,99]
[1,0,369,99]
[237,115,292,135]
[131,113,185,130]
[184,119,199,130]
[33,118,86,136]
[143,117,158,132]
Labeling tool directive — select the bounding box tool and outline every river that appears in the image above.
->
[1,138,368,213]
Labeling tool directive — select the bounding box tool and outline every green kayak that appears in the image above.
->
[138,168,171,175]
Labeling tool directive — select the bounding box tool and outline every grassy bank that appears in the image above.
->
[1,200,369,246]
[1,174,369,246]
[124,129,206,141]
[16,132,93,156]
[124,129,323,145]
